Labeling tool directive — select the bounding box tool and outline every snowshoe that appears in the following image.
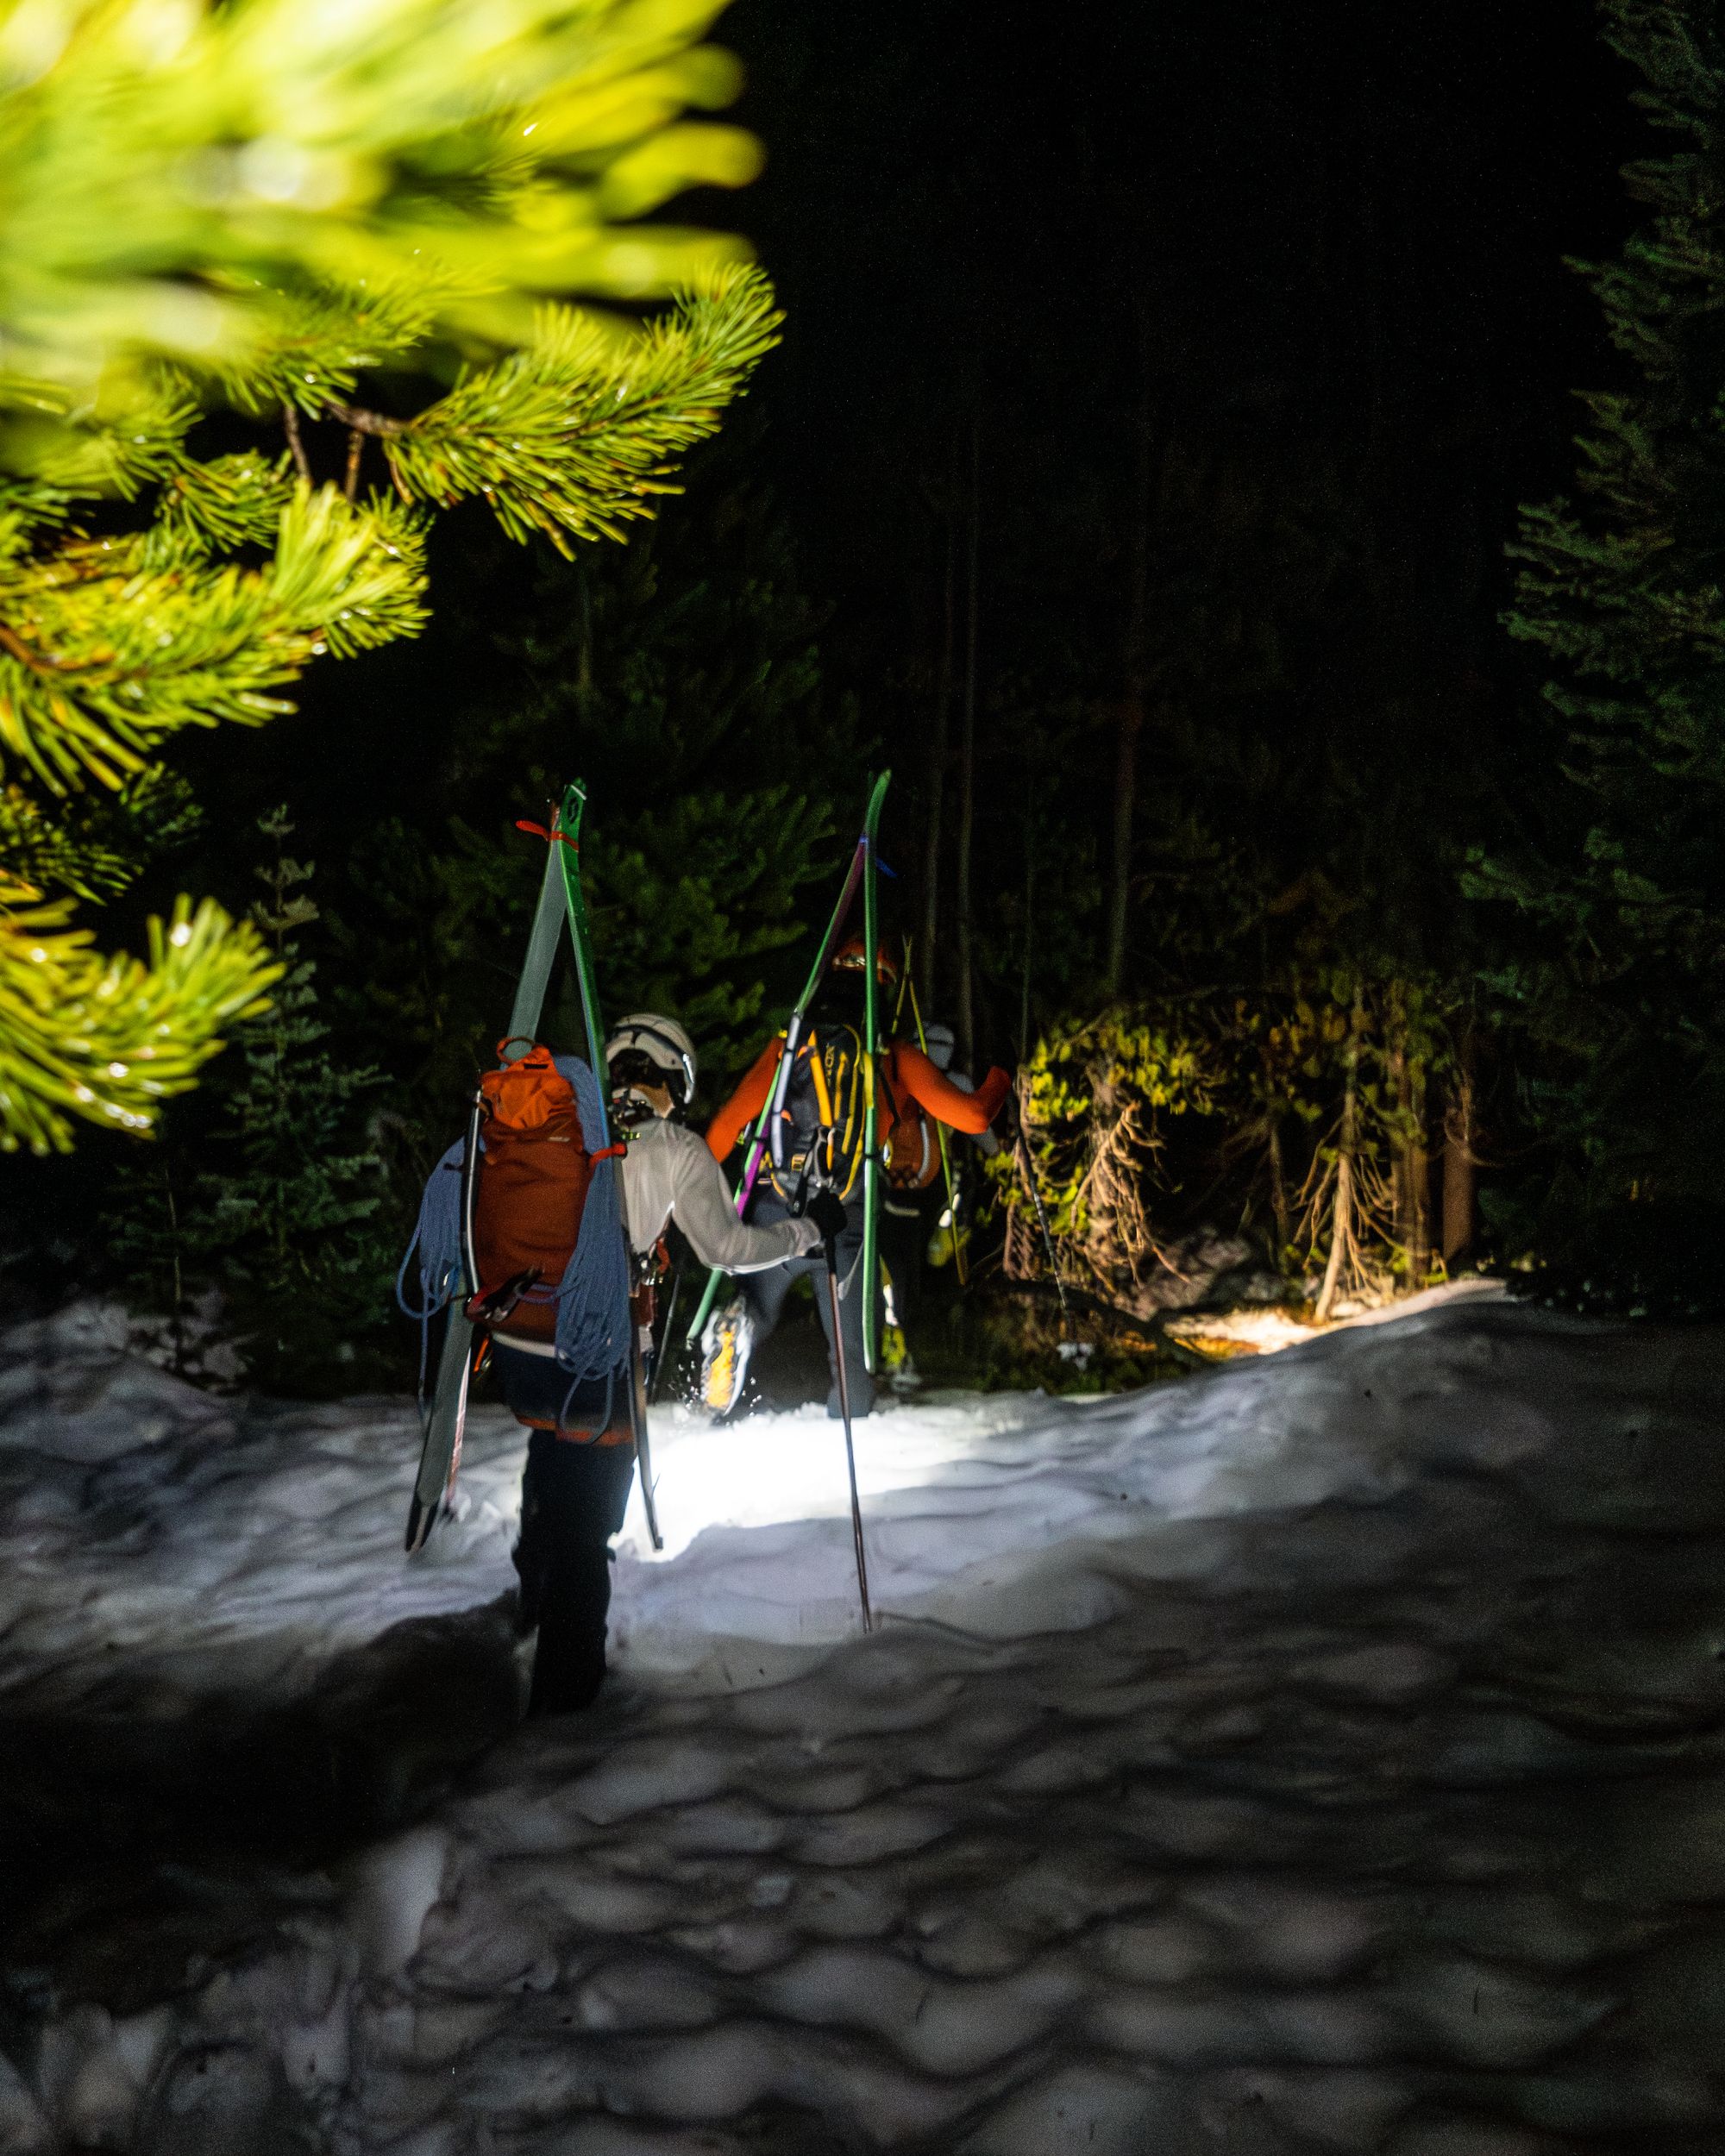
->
[700,1296,755,1419]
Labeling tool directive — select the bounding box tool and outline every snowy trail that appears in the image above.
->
[3,1294,1725,2151]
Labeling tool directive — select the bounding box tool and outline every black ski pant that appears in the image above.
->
[740,1190,875,1419]
[879,1183,938,1339]
[496,1350,637,1715]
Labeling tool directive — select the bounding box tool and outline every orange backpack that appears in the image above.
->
[469,1041,617,1344]
[879,1047,939,1191]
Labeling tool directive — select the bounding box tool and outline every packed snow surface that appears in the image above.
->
[3,1290,1725,2152]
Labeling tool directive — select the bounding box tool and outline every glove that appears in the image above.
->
[806,1187,849,1246]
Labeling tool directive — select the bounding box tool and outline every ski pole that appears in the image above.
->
[649,1265,681,1402]
[1015,1125,1072,1332]
[823,1230,872,1633]
[625,1318,664,1551]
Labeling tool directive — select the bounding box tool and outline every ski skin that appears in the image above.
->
[687,772,894,1352]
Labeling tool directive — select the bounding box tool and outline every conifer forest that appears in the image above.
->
[10,8,1725,2152]
[0,0,1711,1382]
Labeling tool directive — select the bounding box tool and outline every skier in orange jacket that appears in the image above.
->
[700,937,1013,1419]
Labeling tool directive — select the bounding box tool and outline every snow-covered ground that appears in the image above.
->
[3,1290,1725,2152]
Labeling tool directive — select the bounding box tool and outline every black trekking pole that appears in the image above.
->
[649,1265,681,1404]
[1015,1127,1073,1334]
[822,1229,873,1633]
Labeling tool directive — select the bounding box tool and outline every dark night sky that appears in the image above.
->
[5,0,1656,1282]
[715,0,1634,671]
[171,0,1642,953]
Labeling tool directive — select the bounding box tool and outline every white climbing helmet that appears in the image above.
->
[605,1012,698,1107]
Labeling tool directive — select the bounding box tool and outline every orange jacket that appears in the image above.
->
[707,1034,1011,1163]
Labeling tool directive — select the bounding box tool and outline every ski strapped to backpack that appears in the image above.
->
[687,771,893,1353]
[858,775,883,1370]
[398,832,568,1553]
[555,778,663,1551]
[397,783,659,1554]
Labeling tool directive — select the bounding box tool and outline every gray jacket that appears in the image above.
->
[620,1119,818,1272]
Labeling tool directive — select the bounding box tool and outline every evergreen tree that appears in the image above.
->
[196,812,389,1380]
[1480,0,1725,1257]
[334,458,856,1127]
[0,0,776,1152]
[108,811,393,1387]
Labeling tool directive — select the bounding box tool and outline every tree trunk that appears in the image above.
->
[1104,701,1142,999]
[1314,983,1364,1322]
[1442,1025,1477,1268]
[1266,1107,1291,1260]
[1407,1052,1429,1287]
[1019,837,1034,1063]
[1104,367,1153,996]
[956,422,979,1071]
[1388,984,1408,1273]
[574,561,593,702]
[1314,1148,1354,1324]
[919,496,956,1009]
[1388,981,1429,1293]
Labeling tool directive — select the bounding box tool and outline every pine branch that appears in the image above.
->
[0,0,768,1151]
[0,0,761,398]
[0,783,135,899]
[0,486,429,790]
[0,878,279,1152]
[373,266,782,550]
[0,375,198,505]
[149,450,296,557]
[0,768,203,901]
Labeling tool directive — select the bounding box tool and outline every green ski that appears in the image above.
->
[556,780,663,1552]
[687,772,893,1350]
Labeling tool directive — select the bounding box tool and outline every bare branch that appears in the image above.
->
[281,402,311,485]
[327,402,407,439]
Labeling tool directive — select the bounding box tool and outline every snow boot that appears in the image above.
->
[881,1319,920,1391]
[700,1295,755,1419]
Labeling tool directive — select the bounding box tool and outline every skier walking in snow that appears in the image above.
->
[700,942,1013,1421]
[876,1017,1002,1385]
[499,1013,842,1713]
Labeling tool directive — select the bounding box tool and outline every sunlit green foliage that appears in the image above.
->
[0,0,775,1151]
[1004,976,1463,1317]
